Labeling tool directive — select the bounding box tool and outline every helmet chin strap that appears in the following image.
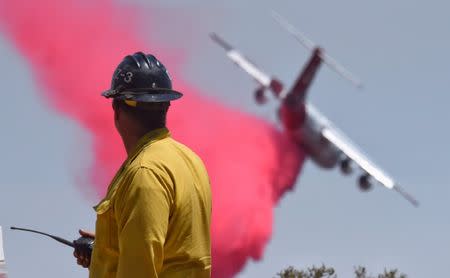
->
[125,100,137,107]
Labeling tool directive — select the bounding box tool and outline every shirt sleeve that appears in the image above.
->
[114,166,174,278]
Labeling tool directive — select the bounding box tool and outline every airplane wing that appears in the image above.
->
[320,122,419,207]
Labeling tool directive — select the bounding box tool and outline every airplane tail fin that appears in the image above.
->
[0,227,7,278]
[271,11,363,89]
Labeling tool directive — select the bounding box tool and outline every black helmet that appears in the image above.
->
[102,52,183,102]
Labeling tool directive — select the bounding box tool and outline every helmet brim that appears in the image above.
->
[102,88,183,102]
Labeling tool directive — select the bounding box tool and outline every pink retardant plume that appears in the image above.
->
[0,0,305,277]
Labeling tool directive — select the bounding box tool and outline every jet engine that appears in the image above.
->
[254,86,268,104]
[358,174,372,191]
[340,158,352,175]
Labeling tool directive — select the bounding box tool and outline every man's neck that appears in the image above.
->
[123,132,145,156]
[122,127,164,156]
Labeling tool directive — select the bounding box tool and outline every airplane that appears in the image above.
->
[209,12,419,207]
[0,227,7,278]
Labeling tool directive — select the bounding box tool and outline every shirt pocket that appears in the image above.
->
[94,199,116,250]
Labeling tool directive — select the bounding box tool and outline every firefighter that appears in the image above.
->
[74,52,212,278]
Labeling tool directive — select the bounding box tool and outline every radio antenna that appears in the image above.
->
[10,226,74,248]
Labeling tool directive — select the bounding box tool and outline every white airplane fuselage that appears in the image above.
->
[286,103,341,169]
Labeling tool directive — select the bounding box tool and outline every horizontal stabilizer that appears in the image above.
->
[210,32,233,51]
[210,32,285,97]
[271,11,363,89]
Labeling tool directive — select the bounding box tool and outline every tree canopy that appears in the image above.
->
[275,264,407,278]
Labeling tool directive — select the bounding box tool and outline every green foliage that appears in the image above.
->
[275,264,336,278]
[354,266,407,278]
[276,265,407,278]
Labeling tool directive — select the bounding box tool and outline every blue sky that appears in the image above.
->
[0,1,449,277]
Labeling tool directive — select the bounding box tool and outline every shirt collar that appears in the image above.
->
[126,127,170,164]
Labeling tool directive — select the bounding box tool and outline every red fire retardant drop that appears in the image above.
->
[0,0,305,277]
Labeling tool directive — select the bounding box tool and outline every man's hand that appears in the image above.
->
[73,229,95,268]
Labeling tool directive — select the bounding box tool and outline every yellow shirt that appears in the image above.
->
[89,128,212,278]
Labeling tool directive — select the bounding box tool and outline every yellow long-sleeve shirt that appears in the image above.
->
[89,128,212,278]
